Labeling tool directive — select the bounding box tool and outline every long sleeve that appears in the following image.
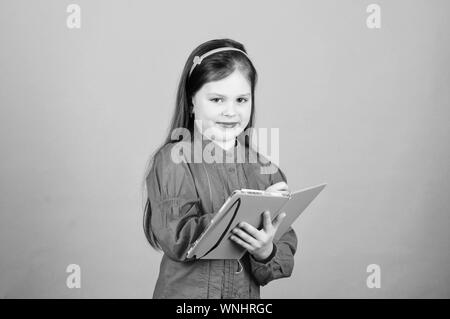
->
[146,147,213,262]
[248,227,298,286]
[248,164,299,286]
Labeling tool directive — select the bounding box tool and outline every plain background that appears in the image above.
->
[0,0,449,298]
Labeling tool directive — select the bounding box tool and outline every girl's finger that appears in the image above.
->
[274,181,289,190]
[238,222,263,241]
[266,182,289,193]
[272,212,286,230]
[230,234,253,251]
[232,227,259,247]
[262,211,272,231]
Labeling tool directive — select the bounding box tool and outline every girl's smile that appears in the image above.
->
[216,121,239,129]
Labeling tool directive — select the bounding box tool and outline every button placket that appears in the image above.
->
[225,152,236,173]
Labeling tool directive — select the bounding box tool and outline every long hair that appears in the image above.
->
[142,38,258,250]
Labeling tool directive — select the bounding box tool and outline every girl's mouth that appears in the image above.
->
[216,122,239,129]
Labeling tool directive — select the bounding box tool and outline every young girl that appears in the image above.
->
[143,39,297,299]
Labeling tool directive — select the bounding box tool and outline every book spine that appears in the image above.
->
[186,193,235,258]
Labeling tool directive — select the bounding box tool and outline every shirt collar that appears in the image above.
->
[193,130,245,164]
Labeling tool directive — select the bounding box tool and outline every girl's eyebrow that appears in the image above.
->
[207,92,251,97]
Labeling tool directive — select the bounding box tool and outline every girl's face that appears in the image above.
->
[192,69,252,144]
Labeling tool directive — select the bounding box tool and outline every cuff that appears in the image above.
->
[250,243,277,265]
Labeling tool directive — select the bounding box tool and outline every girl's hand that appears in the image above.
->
[265,181,290,195]
[230,210,286,261]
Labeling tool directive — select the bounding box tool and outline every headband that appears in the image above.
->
[188,47,250,77]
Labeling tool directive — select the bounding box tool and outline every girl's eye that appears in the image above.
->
[210,98,223,103]
[237,98,248,104]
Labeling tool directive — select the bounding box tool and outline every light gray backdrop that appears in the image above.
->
[0,0,449,298]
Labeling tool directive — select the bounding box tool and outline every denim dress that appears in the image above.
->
[146,133,298,299]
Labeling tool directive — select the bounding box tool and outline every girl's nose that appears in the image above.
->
[222,101,237,116]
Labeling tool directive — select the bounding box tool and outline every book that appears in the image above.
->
[186,183,327,260]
